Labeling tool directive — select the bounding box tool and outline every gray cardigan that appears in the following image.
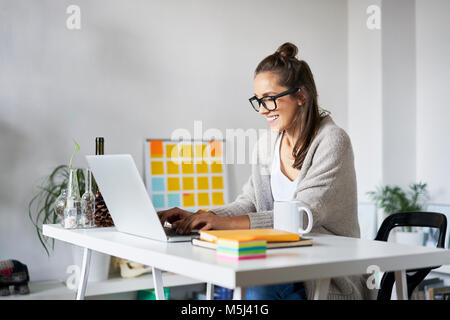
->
[213,115,375,300]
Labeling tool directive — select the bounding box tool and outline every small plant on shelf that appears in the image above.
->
[28,140,85,256]
[367,182,429,232]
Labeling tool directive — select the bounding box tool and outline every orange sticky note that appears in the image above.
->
[150,140,164,158]
[209,141,222,157]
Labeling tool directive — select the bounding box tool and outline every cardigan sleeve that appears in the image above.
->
[293,127,359,237]
[211,131,275,228]
[210,174,257,218]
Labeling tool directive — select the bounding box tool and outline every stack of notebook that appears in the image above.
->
[192,229,313,252]
[216,237,267,261]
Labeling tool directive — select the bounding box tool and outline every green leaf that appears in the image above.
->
[69,139,80,169]
[367,182,429,216]
[28,163,70,256]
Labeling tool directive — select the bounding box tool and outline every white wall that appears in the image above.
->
[416,0,450,204]
[0,0,349,282]
[382,0,416,188]
[347,0,382,202]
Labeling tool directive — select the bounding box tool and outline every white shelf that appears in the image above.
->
[0,273,204,300]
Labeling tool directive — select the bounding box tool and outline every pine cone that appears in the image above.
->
[94,190,114,227]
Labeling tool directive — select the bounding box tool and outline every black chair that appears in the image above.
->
[374,211,447,300]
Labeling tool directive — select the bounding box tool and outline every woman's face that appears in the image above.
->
[253,71,301,133]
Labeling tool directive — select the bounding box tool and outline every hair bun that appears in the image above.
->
[276,42,298,59]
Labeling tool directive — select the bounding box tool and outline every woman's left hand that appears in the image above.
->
[172,210,226,234]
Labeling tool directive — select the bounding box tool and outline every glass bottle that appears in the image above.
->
[63,168,81,229]
[54,189,67,226]
[93,137,114,227]
[80,168,96,228]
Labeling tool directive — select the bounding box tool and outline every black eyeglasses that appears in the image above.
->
[249,87,299,112]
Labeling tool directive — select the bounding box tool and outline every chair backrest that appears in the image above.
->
[375,211,447,248]
[375,211,447,300]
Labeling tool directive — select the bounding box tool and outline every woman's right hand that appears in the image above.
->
[157,207,192,227]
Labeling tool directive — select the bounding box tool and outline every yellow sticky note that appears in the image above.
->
[196,161,209,174]
[167,177,180,191]
[181,144,193,159]
[182,177,195,190]
[182,162,194,174]
[210,161,223,173]
[183,193,195,207]
[166,144,179,159]
[167,161,180,174]
[197,177,209,190]
[198,193,210,206]
[195,144,207,160]
[211,176,224,189]
[151,161,164,175]
[212,192,225,205]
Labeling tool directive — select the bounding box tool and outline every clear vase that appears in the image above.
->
[80,168,96,228]
[54,189,67,226]
[63,168,81,229]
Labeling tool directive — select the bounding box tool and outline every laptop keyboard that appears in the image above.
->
[164,227,198,237]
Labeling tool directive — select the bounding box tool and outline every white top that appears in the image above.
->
[270,132,300,201]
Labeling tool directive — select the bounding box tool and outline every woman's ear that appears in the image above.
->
[297,87,306,106]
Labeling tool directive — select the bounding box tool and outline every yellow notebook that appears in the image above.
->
[199,229,300,243]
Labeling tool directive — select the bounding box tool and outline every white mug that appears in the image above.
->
[273,201,313,235]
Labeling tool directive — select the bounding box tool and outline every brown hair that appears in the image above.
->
[255,42,329,170]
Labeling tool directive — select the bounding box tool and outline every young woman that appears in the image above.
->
[158,43,372,300]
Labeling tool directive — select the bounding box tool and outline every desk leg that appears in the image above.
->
[395,270,408,300]
[76,247,92,300]
[206,283,214,300]
[233,287,246,300]
[152,267,165,300]
[313,278,330,300]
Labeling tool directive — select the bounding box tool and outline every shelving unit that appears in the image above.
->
[0,273,204,300]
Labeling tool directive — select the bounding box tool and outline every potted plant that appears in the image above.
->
[28,140,83,254]
[367,182,429,246]
[28,140,111,282]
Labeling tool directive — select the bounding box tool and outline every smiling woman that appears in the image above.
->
[158,42,373,301]
[251,42,329,175]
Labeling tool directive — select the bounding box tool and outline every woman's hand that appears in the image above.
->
[157,207,192,227]
[172,210,223,234]
[158,207,251,234]
[173,211,251,234]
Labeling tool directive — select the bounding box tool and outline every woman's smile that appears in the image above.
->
[266,114,280,123]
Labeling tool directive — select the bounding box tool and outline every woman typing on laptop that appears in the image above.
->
[158,42,371,300]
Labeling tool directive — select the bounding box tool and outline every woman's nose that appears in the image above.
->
[258,104,268,116]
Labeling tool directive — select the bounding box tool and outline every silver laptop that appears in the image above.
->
[85,154,199,242]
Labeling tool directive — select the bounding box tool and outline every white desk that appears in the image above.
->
[43,224,450,300]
